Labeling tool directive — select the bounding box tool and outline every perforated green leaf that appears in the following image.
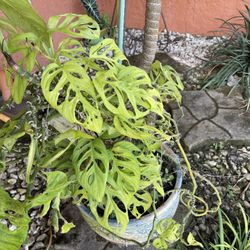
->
[89,38,128,68]
[41,61,103,133]
[129,191,152,219]
[0,188,30,250]
[113,116,172,142]
[72,138,110,203]
[150,60,184,104]
[87,141,158,231]
[138,152,164,196]
[48,14,100,39]
[94,65,163,119]
[55,38,88,63]
[29,171,69,213]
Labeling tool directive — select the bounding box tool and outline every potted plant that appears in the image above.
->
[0,1,211,249]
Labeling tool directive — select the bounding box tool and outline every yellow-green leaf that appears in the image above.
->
[187,232,203,248]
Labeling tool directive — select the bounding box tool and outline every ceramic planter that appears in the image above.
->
[79,142,183,245]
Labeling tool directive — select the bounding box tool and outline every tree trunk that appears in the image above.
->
[139,0,161,72]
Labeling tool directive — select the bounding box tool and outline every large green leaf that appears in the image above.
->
[93,65,163,119]
[88,141,156,232]
[41,61,103,133]
[72,138,110,203]
[48,14,100,39]
[0,0,48,42]
[0,188,30,250]
[0,17,17,34]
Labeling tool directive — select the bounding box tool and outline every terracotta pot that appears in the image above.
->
[79,142,183,245]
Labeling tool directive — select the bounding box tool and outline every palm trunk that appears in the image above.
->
[139,0,161,72]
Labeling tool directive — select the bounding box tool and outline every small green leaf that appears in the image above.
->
[156,219,181,244]
[29,171,69,212]
[11,74,28,104]
[26,135,37,184]
[3,132,25,151]
[187,232,203,248]
[61,222,75,234]
[153,238,168,250]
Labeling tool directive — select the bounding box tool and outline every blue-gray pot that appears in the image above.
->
[79,143,183,245]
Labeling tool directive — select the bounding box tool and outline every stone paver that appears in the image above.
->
[172,88,250,151]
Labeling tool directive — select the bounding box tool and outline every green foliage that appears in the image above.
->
[153,218,203,249]
[0,1,185,248]
[211,205,250,250]
[80,0,117,36]
[203,4,250,109]
[0,188,30,250]
[150,60,184,105]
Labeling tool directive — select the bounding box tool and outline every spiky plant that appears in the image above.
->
[203,4,250,109]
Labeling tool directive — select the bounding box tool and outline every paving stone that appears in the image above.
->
[172,106,198,136]
[172,89,250,151]
[182,91,217,120]
[183,120,231,151]
[212,109,250,144]
[51,204,107,250]
[51,204,156,250]
[207,88,243,109]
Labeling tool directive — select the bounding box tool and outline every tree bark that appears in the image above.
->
[138,0,161,72]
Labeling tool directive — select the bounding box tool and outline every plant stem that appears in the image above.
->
[218,209,225,250]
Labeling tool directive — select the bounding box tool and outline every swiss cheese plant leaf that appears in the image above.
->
[0,188,30,250]
[94,65,163,119]
[89,38,128,68]
[150,60,184,104]
[55,38,88,63]
[113,116,171,142]
[72,138,109,203]
[48,14,100,40]
[0,0,48,42]
[29,171,69,214]
[41,61,103,133]
[88,141,155,232]
[129,191,152,219]
[110,141,141,196]
[138,152,164,196]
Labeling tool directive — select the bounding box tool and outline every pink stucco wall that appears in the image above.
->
[31,0,250,35]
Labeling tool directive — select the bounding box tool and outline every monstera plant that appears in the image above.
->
[0,0,212,249]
